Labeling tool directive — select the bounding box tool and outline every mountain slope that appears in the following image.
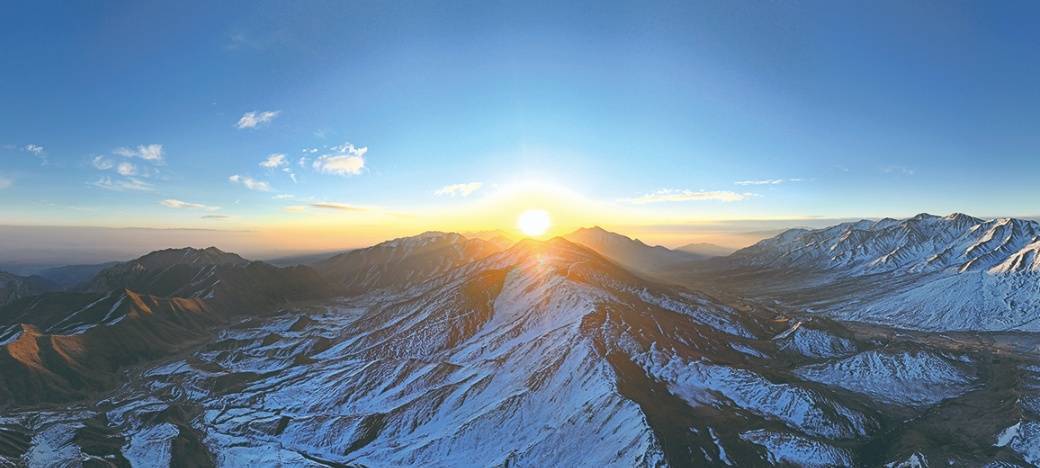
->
[0,271,57,306]
[0,248,337,407]
[564,226,703,275]
[82,247,249,294]
[1,233,1038,466]
[676,242,736,257]
[35,262,120,289]
[673,213,1040,331]
[314,231,504,294]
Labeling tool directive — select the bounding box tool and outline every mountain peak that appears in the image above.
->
[563,226,702,275]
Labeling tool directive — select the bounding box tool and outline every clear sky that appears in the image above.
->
[2,1,1040,258]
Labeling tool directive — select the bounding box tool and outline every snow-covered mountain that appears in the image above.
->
[730,213,1039,275]
[1,232,1037,466]
[692,213,1040,331]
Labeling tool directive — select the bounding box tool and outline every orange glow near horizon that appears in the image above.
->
[88,180,790,256]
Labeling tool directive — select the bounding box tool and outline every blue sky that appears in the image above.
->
[2,1,1040,253]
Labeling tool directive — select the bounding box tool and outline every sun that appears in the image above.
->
[517,209,552,236]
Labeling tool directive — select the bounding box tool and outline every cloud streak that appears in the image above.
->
[90,177,154,192]
[310,202,366,211]
[236,111,280,129]
[160,199,220,211]
[626,189,755,204]
[434,182,483,197]
[734,178,805,186]
[228,174,271,191]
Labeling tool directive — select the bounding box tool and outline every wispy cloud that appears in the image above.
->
[236,110,280,129]
[734,178,805,186]
[160,199,220,211]
[0,176,11,189]
[92,155,114,170]
[626,189,755,204]
[116,162,137,176]
[114,144,163,161]
[272,194,295,200]
[882,166,915,176]
[228,174,271,191]
[283,205,307,213]
[259,153,287,168]
[90,177,154,192]
[434,182,483,197]
[312,143,367,176]
[24,144,45,157]
[201,214,230,219]
[310,202,366,211]
[735,179,783,186]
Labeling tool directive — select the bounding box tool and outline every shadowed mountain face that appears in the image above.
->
[35,262,120,289]
[564,226,703,276]
[0,271,58,306]
[314,231,504,294]
[0,248,338,407]
[83,247,249,294]
[1,229,1038,466]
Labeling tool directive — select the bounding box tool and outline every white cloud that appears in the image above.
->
[116,162,137,176]
[272,194,295,200]
[24,144,45,156]
[90,177,154,192]
[0,177,11,189]
[236,110,280,129]
[228,174,271,191]
[626,189,755,204]
[313,154,364,175]
[735,179,784,186]
[311,202,366,211]
[92,155,114,170]
[259,153,287,168]
[302,147,319,154]
[734,178,808,186]
[201,214,230,219]
[312,143,367,176]
[883,166,915,176]
[114,144,163,161]
[160,199,220,211]
[434,182,483,197]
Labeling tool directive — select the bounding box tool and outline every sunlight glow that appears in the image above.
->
[517,209,552,236]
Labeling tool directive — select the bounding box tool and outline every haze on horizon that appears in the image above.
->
[3,1,1040,264]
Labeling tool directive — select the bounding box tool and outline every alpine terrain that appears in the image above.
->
[0,222,1038,466]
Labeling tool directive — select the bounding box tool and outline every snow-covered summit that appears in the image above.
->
[731,213,1040,277]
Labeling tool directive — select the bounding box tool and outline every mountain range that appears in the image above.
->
[668,213,1040,332]
[0,215,1038,466]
